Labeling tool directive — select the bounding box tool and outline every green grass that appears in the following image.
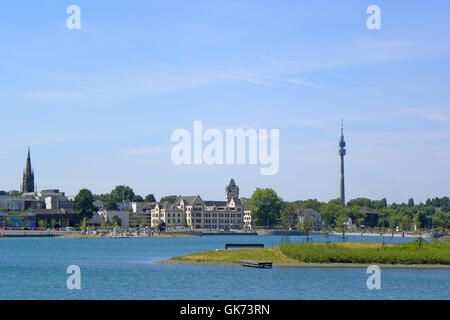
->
[171,247,299,264]
[280,241,450,264]
[171,241,450,265]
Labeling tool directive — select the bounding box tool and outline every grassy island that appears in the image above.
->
[170,241,450,265]
[171,247,299,263]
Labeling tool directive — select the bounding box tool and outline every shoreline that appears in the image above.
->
[0,230,199,239]
[155,259,450,269]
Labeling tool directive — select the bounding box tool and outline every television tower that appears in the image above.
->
[339,119,346,204]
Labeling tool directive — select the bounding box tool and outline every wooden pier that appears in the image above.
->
[238,260,273,269]
[225,243,264,250]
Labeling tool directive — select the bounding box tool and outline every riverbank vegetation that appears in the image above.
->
[280,241,450,264]
[172,241,450,265]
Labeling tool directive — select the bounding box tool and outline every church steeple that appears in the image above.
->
[21,147,35,193]
[225,178,239,201]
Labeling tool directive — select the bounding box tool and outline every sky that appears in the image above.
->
[1,1,449,204]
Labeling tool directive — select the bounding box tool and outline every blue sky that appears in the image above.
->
[1,1,449,203]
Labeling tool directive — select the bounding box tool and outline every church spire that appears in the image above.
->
[26,147,32,175]
[21,147,35,193]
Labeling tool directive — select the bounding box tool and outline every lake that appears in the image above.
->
[0,234,448,299]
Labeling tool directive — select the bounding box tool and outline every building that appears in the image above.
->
[129,202,155,226]
[94,210,130,227]
[93,200,105,211]
[0,196,42,211]
[113,200,130,211]
[35,209,79,227]
[243,203,252,229]
[296,209,322,229]
[360,206,379,228]
[21,148,35,193]
[150,179,244,230]
[37,189,74,210]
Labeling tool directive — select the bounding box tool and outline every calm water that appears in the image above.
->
[0,235,448,300]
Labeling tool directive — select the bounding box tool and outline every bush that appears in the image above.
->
[280,241,450,264]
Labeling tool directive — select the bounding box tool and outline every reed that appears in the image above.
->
[280,241,450,264]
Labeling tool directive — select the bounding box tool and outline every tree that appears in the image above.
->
[296,216,313,242]
[408,198,415,207]
[8,190,21,197]
[321,225,332,243]
[335,213,349,238]
[415,211,427,230]
[432,211,449,229]
[144,194,156,202]
[280,202,297,229]
[81,217,88,233]
[432,215,446,230]
[347,198,372,208]
[105,196,117,210]
[38,219,47,229]
[388,214,402,231]
[249,188,283,227]
[328,198,344,205]
[157,221,166,232]
[298,199,324,212]
[110,185,135,203]
[320,203,344,226]
[112,215,122,227]
[50,219,57,228]
[160,195,178,204]
[133,195,144,202]
[399,216,412,231]
[357,217,365,228]
[74,189,96,219]
[100,219,108,229]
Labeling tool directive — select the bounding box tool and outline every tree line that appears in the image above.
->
[246,188,449,231]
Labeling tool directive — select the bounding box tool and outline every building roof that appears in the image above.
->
[204,200,227,207]
[33,208,76,215]
[360,206,378,215]
[142,202,156,210]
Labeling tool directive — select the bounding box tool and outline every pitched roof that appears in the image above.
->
[142,202,156,210]
[204,200,227,207]
[360,206,378,215]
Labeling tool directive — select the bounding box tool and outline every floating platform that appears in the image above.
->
[238,260,273,269]
[225,243,264,250]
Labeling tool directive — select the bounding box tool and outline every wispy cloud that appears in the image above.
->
[283,78,318,88]
[399,106,450,124]
[218,72,274,85]
[119,145,171,156]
